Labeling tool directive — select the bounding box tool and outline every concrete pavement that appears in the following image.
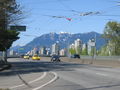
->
[1,57,120,90]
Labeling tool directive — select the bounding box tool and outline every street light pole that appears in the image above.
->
[94,34,96,60]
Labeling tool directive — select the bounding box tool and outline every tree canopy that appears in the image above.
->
[102,21,120,55]
[0,0,23,51]
[0,30,19,51]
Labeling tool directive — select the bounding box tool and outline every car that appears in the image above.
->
[71,54,80,59]
[23,55,30,59]
[32,54,40,60]
[51,55,60,62]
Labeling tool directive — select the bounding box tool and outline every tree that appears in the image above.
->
[0,30,19,51]
[69,48,76,55]
[98,45,109,56]
[76,47,81,55]
[81,48,88,55]
[0,0,23,62]
[102,21,120,55]
[0,0,23,25]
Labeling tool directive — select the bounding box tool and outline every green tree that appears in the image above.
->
[98,45,109,56]
[81,48,88,55]
[0,30,19,51]
[76,47,81,55]
[102,21,120,55]
[69,48,76,55]
[0,0,23,62]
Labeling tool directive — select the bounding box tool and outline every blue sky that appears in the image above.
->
[13,0,120,46]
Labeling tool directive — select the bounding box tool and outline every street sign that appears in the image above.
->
[90,42,95,46]
[10,26,26,31]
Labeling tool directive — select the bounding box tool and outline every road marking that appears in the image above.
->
[10,72,47,89]
[96,73,107,76]
[32,72,58,90]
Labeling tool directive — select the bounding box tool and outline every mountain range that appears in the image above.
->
[11,31,106,53]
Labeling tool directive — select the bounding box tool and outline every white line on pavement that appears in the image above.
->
[10,72,47,89]
[32,72,58,90]
[96,73,108,76]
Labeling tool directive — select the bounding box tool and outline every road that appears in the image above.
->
[0,58,120,90]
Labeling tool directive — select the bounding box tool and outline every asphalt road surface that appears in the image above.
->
[0,58,120,90]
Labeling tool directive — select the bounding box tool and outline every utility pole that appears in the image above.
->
[94,34,96,60]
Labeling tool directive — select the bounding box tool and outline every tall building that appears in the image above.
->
[59,49,67,56]
[74,39,82,54]
[69,43,75,49]
[82,43,87,50]
[33,48,38,55]
[51,43,60,55]
[40,47,46,55]
[87,39,95,55]
[29,50,34,56]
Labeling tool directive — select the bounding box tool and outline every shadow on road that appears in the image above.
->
[0,60,84,76]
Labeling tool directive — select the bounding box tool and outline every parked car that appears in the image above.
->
[71,54,80,59]
[51,55,61,62]
[32,54,40,60]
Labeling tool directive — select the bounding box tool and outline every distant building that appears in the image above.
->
[69,43,75,49]
[74,39,82,54]
[51,43,60,55]
[46,50,50,56]
[29,50,34,56]
[87,39,95,55]
[29,48,38,56]
[46,48,51,56]
[40,47,47,55]
[59,49,67,56]
[33,48,38,55]
[82,43,88,50]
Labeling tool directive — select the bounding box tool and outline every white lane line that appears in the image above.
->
[10,72,47,89]
[32,72,58,90]
[75,68,108,77]
[96,73,108,76]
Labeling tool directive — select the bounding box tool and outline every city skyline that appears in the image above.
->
[13,0,120,46]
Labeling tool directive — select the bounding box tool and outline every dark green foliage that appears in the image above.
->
[0,30,19,51]
[81,48,88,55]
[0,0,22,51]
[0,0,23,24]
[69,48,76,55]
[102,21,120,55]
